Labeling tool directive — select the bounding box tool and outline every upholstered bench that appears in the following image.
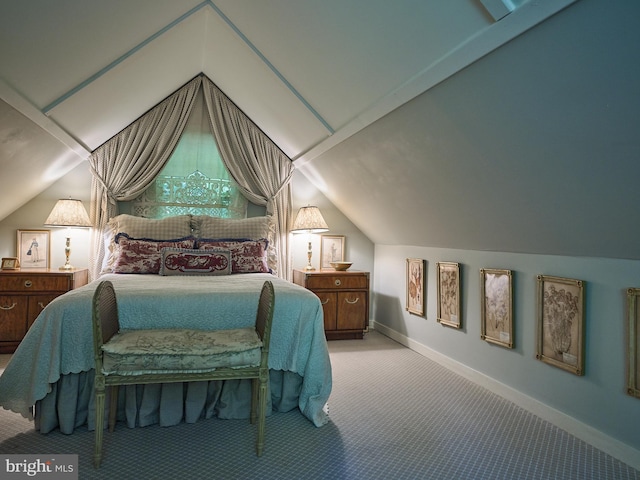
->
[92,280,275,468]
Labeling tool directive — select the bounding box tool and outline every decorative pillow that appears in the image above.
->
[160,248,231,276]
[191,215,272,240]
[198,239,270,274]
[102,215,194,274]
[112,235,195,274]
[192,216,278,275]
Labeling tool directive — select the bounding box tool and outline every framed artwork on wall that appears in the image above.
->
[437,262,461,329]
[17,229,50,269]
[406,258,425,316]
[536,275,585,376]
[320,235,345,270]
[480,268,513,348]
[627,288,640,399]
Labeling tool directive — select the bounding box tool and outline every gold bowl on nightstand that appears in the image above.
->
[330,262,353,271]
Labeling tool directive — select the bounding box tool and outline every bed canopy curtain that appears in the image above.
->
[88,75,294,281]
[201,76,293,279]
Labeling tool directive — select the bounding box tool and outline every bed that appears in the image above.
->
[0,214,332,433]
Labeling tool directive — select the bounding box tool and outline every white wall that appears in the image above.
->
[0,163,376,279]
[0,162,92,270]
[290,169,374,276]
[373,244,640,467]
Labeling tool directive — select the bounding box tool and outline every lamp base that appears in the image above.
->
[304,265,316,271]
[60,237,74,271]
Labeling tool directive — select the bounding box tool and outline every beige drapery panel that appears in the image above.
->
[202,76,294,280]
[88,75,294,281]
[88,77,200,279]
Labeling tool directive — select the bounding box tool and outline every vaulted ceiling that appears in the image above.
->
[1,0,569,213]
[2,0,639,260]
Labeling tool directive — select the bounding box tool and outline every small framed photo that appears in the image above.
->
[320,235,345,270]
[536,275,585,375]
[480,268,513,348]
[1,257,20,270]
[627,288,640,398]
[437,262,461,329]
[406,258,425,316]
[17,229,50,269]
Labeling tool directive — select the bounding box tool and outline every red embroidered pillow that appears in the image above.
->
[112,235,195,274]
[197,239,270,274]
[160,248,231,276]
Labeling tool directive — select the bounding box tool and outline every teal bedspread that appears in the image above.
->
[0,273,331,429]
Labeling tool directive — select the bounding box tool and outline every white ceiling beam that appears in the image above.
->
[41,1,210,115]
[0,78,90,158]
[208,1,333,135]
[293,0,580,167]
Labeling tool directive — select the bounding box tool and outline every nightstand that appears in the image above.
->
[293,269,369,340]
[0,268,89,353]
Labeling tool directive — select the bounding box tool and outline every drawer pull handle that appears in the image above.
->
[24,280,33,288]
[38,302,47,310]
[0,303,17,311]
[321,299,329,305]
[345,297,359,305]
[334,279,342,286]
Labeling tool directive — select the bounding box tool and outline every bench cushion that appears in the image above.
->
[101,328,262,375]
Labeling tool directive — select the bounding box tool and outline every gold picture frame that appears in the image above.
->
[536,275,585,375]
[627,288,640,398]
[319,235,345,270]
[1,257,20,270]
[437,262,461,329]
[480,268,513,348]
[17,229,51,269]
[406,258,425,316]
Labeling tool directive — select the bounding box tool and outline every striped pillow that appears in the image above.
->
[191,215,272,240]
[109,214,192,240]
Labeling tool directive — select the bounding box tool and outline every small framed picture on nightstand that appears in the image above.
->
[17,229,50,269]
[320,235,345,270]
[1,257,20,270]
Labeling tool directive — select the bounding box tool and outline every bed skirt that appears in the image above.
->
[35,369,304,434]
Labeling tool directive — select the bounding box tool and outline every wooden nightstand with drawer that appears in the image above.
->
[0,268,89,353]
[293,269,369,340]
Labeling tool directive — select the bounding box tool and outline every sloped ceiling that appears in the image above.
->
[0,0,575,217]
[4,0,637,261]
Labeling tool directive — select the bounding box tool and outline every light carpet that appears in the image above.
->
[0,331,638,479]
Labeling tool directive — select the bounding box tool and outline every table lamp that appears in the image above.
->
[44,198,92,270]
[291,205,328,271]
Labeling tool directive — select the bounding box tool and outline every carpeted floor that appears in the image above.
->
[0,331,638,479]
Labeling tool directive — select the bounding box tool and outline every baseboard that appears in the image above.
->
[372,321,640,471]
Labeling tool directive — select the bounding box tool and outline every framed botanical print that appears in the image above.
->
[320,235,345,270]
[406,258,425,316]
[17,229,50,269]
[480,268,513,348]
[627,288,640,398]
[437,262,461,329]
[536,275,585,375]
